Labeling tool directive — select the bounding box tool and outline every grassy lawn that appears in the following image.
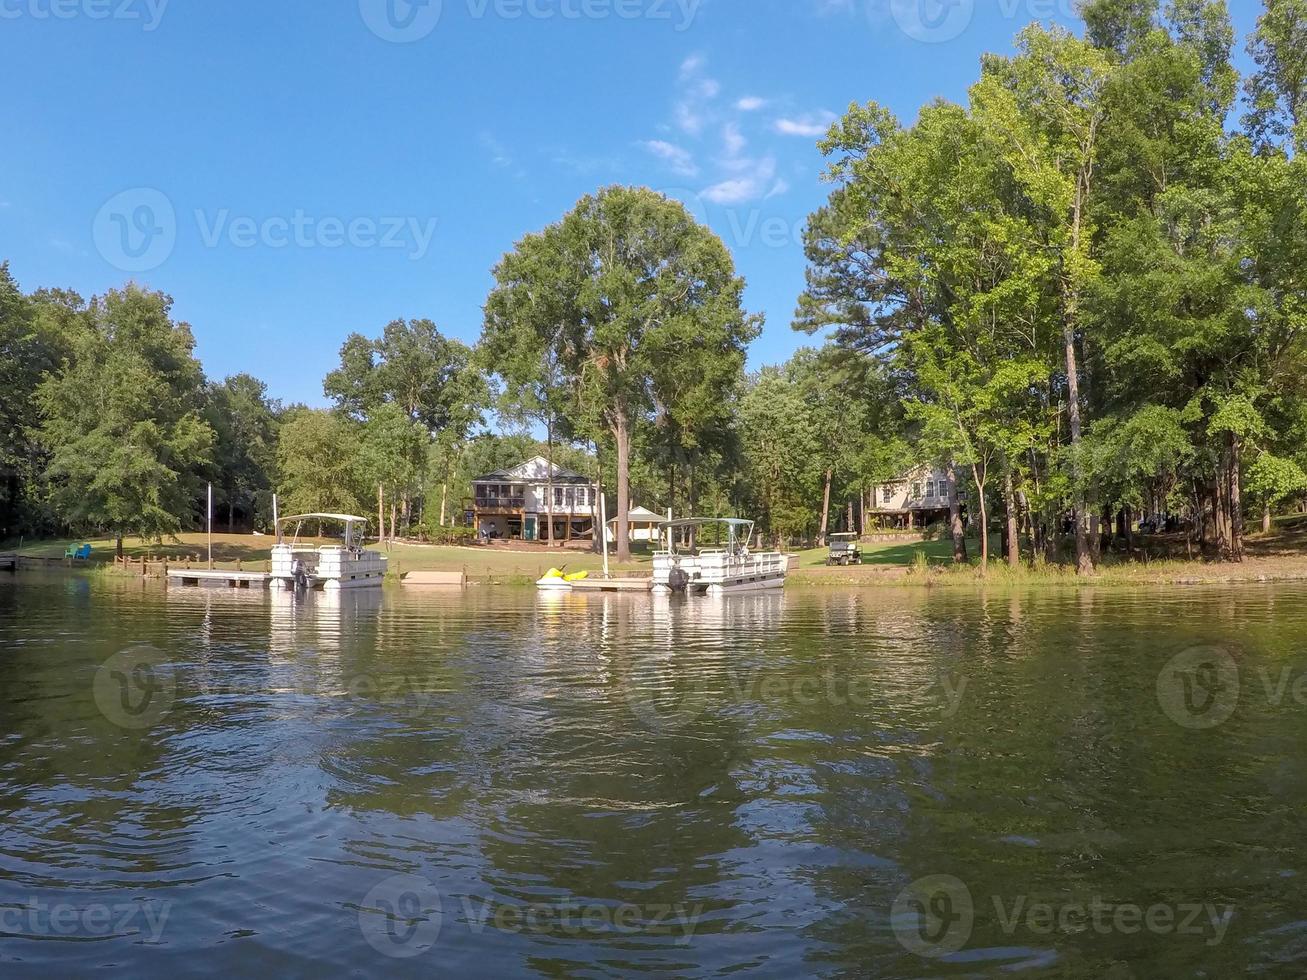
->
[7,519,1307,587]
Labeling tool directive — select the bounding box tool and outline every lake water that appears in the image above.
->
[2,574,1307,977]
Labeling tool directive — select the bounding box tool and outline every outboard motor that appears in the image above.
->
[667,565,690,593]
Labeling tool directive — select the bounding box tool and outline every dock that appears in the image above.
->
[569,577,652,593]
[166,568,270,589]
[0,553,15,572]
[403,570,467,588]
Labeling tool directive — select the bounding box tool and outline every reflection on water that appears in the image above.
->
[2,575,1307,976]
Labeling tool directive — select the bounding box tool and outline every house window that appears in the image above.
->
[554,487,564,507]
[882,487,894,504]
[937,480,949,499]
[911,482,923,498]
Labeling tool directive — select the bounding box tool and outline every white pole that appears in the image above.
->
[599,482,610,579]
[207,483,213,569]
[273,493,280,544]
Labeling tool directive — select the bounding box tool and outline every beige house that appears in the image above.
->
[467,456,599,543]
[870,464,955,528]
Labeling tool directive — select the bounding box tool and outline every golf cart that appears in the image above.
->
[826,532,862,566]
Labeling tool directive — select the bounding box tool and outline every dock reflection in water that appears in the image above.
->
[2,577,1307,976]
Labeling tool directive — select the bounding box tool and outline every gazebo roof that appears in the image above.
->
[607,505,664,525]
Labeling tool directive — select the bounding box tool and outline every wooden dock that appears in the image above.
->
[166,568,270,589]
[569,576,652,593]
[0,553,15,572]
[403,570,467,588]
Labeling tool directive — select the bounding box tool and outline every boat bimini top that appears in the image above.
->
[656,517,756,555]
[275,513,372,549]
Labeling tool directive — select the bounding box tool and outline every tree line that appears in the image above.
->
[2,0,1304,572]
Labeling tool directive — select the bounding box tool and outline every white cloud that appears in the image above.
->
[735,96,767,112]
[774,112,837,138]
[702,156,777,205]
[640,139,699,178]
[674,53,721,136]
[722,122,746,158]
[765,178,791,200]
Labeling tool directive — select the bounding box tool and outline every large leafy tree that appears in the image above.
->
[325,318,485,534]
[276,409,364,518]
[482,186,760,562]
[205,373,280,531]
[37,285,213,553]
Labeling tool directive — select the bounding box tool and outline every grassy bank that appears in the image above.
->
[7,520,1307,588]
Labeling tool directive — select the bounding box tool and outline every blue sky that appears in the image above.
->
[0,0,1262,407]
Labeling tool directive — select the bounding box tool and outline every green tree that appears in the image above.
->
[482,186,760,562]
[37,285,213,553]
[276,409,364,518]
[205,373,280,531]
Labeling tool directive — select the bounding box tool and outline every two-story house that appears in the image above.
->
[870,464,955,528]
[467,456,599,543]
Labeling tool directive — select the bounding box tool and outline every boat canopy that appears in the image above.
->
[277,513,371,525]
[275,513,372,549]
[657,517,754,530]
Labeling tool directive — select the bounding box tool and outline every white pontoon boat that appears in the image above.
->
[652,518,788,595]
[270,514,387,591]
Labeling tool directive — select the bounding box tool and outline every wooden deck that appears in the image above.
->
[166,568,270,589]
[0,553,15,572]
[569,576,652,593]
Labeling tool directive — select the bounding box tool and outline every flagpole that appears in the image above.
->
[207,483,213,570]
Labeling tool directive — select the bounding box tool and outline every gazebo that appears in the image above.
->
[606,505,664,543]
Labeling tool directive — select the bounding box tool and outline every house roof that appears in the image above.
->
[472,455,594,486]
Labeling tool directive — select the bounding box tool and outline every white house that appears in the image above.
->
[467,456,599,543]
[870,464,954,528]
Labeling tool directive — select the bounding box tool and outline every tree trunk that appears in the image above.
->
[1263,502,1272,535]
[439,480,448,528]
[389,499,397,543]
[378,484,385,546]
[613,412,632,564]
[546,419,555,547]
[818,468,833,546]
[1063,200,1094,576]
[228,491,235,533]
[947,463,967,563]
[115,534,124,559]
[1230,433,1244,562]
[971,464,988,573]
[1003,469,1020,568]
